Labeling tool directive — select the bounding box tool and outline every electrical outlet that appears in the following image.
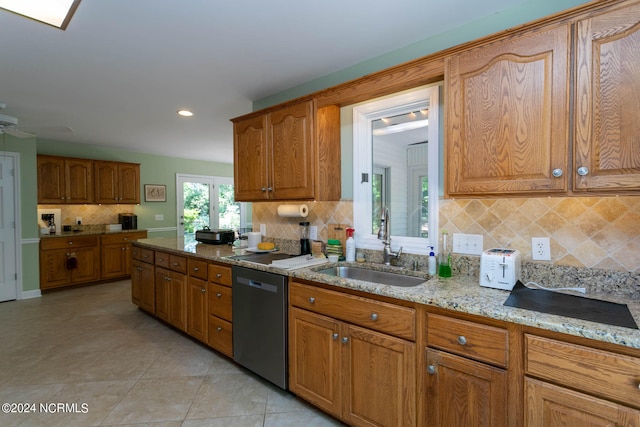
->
[309,226,318,241]
[531,237,551,261]
[260,224,266,236]
[154,214,164,221]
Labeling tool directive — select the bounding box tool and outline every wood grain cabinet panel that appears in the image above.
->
[446,24,570,196]
[131,258,155,313]
[289,280,416,426]
[573,1,640,192]
[94,161,140,204]
[154,266,187,331]
[101,232,147,280]
[37,156,93,204]
[187,276,208,342]
[232,100,340,201]
[39,235,100,290]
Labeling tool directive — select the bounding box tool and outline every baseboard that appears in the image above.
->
[20,289,42,299]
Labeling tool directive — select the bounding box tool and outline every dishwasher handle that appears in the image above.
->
[237,276,278,293]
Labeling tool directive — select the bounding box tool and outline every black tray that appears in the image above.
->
[504,281,638,329]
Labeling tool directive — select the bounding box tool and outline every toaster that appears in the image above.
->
[195,227,235,245]
[479,248,521,290]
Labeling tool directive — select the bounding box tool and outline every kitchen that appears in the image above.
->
[2,0,640,426]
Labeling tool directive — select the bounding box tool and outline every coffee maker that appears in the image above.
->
[118,213,138,230]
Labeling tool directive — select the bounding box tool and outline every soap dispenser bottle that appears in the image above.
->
[345,228,356,262]
[428,246,437,275]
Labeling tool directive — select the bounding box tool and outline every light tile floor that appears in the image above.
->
[0,280,344,426]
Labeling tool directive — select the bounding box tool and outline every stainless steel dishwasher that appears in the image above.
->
[232,265,288,389]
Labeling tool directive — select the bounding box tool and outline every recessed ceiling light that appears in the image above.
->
[177,110,193,117]
[0,0,81,29]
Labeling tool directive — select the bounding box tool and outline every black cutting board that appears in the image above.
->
[504,281,638,329]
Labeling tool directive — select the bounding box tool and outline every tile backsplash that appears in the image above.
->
[253,196,640,273]
[37,204,135,228]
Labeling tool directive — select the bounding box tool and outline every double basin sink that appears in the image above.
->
[315,265,426,287]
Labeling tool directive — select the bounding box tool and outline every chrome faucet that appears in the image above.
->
[377,207,402,265]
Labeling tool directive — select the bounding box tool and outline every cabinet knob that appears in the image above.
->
[68,241,73,245]
[457,335,467,346]
[577,166,589,176]
[552,168,563,177]
[172,262,179,266]
[261,187,267,192]
[216,273,222,278]
[217,326,222,332]
[137,267,142,271]
[122,247,126,251]
[193,267,199,272]
[341,337,349,344]
[332,333,339,340]
[370,313,378,321]
[267,187,273,192]
[427,365,436,375]
[158,258,164,262]
[200,288,205,294]
[216,293,222,298]
[309,297,315,304]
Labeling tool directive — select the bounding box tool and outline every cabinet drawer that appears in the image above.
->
[101,231,146,245]
[525,334,640,409]
[41,235,98,251]
[132,247,154,264]
[209,263,232,287]
[188,258,208,280]
[427,313,508,367]
[155,251,170,268]
[208,315,233,358]
[290,281,415,341]
[168,254,187,273]
[208,283,232,321]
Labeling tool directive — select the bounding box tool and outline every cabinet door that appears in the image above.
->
[132,259,154,309]
[37,156,66,203]
[269,100,315,200]
[94,161,119,203]
[168,271,187,332]
[65,158,93,203]
[101,243,128,279]
[155,268,171,323]
[525,378,640,427]
[343,323,416,427]
[39,250,70,289]
[446,24,570,196]
[289,307,342,418]
[118,163,140,203]
[426,348,507,427]
[187,277,208,342]
[69,246,100,284]
[234,114,269,201]
[574,2,640,192]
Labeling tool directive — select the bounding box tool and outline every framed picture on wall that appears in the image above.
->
[144,184,166,202]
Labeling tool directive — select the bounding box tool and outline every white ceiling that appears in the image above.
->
[0,0,532,163]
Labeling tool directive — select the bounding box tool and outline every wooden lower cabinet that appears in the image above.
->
[289,284,416,427]
[187,276,208,343]
[101,231,147,280]
[525,378,640,427]
[154,267,187,331]
[426,348,507,427]
[40,236,100,290]
[131,259,155,313]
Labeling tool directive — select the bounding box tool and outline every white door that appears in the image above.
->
[0,153,18,301]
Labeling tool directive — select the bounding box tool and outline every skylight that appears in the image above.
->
[0,0,81,29]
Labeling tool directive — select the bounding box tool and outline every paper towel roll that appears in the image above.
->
[247,231,262,248]
[277,204,309,218]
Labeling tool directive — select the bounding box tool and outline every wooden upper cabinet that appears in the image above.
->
[446,24,570,196]
[234,114,269,201]
[94,161,140,204]
[232,100,340,201]
[574,1,640,192]
[37,155,93,204]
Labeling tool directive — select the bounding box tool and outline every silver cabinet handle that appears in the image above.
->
[261,187,267,192]
[577,166,589,176]
[217,326,222,332]
[457,335,467,346]
[309,297,315,304]
[552,168,563,177]
[370,313,378,321]
[216,273,222,278]
[68,241,73,245]
[172,262,179,266]
[193,267,199,272]
[200,288,205,293]
[267,187,273,192]
[427,365,436,375]
[216,293,222,298]
[341,337,349,344]
[332,333,339,340]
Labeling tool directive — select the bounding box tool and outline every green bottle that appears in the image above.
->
[438,230,452,278]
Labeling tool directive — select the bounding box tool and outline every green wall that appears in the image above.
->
[254,0,591,110]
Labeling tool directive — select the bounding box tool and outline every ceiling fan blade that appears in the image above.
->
[20,125,75,134]
[5,128,36,138]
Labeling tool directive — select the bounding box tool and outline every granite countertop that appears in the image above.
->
[135,237,640,350]
[40,228,147,238]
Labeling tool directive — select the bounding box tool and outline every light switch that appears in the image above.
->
[155,214,164,221]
